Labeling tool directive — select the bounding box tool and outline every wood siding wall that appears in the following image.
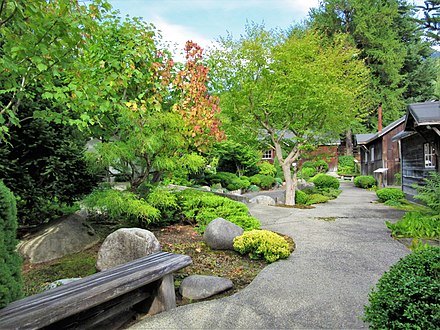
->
[360,122,404,186]
[401,129,440,197]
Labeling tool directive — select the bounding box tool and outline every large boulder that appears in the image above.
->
[179,275,233,300]
[203,218,244,250]
[249,195,276,205]
[96,228,161,271]
[18,213,99,264]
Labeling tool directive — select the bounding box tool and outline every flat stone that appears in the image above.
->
[179,275,233,300]
[18,212,99,264]
[249,195,276,205]
[96,228,161,271]
[203,218,244,250]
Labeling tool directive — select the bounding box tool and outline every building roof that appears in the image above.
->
[406,101,440,128]
[391,130,416,142]
[355,133,375,144]
[356,116,405,145]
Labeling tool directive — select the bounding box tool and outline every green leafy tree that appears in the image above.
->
[415,0,440,43]
[0,182,22,308]
[210,26,369,205]
[0,0,108,140]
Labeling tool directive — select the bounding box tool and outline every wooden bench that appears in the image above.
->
[0,251,192,330]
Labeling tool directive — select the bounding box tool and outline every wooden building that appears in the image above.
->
[392,101,440,198]
[356,116,405,186]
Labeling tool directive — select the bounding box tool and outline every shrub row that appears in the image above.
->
[376,188,405,202]
[206,172,275,191]
[310,174,340,190]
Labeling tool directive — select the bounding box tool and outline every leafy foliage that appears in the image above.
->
[176,189,260,233]
[258,162,277,177]
[354,175,376,189]
[249,174,276,190]
[376,188,405,203]
[210,25,369,205]
[299,167,317,180]
[145,188,179,224]
[0,182,22,308]
[233,230,291,263]
[414,172,440,213]
[310,174,340,190]
[364,247,440,329]
[386,212,440,239]
[306,194,331,205]
[0,105,100,227]
[338,156,357,175]
[82,188,160,227]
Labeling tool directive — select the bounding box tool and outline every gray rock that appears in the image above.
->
[249,195,276,205]
[46,278,81,290]
[18,213,99,264]
[179,275,233,300]
[298,181,315,190]
[203,218,244,250]
[96,228,161,271]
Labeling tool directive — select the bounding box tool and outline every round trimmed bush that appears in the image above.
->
[354,175,376,189]
[258,161,277,177]
[364,247,440,329]
[250,174,275,190]
[295,190,309,205]
[314,160,329,173]
[310,174,340,190]
[233,230,291,263]
[376,188,405,202]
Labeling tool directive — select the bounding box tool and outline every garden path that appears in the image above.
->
[130,182,409,329]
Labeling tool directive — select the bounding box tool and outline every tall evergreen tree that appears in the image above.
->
[309,0,435,128]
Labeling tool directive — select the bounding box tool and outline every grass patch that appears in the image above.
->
[314,216,336,222]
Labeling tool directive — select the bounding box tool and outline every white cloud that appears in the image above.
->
[152,16,218,62]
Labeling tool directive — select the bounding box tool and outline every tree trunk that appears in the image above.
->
[345,129,353,156]
[281,161,296,206]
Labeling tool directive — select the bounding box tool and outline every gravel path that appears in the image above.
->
[130,182,409,329]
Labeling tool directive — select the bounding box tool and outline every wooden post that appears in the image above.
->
[148,274,176,315]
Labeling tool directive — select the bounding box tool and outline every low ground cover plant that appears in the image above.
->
[354,175,376,188]
[376,188,405,202]
[386,212,440,239]
[233,230,291,263]
[414,172,440,213]
[176,189,260,233]
[364,247,440,329]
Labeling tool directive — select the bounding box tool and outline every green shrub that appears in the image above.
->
[249,174,275,190]
[82,188,160,227]
[301,161,315,169]
[274,177,283,185]
[364,247,440,329]
[319,188,342,199]
[258,161,277,177]
[338,156,356,174]
[376,188,405,202]
[176,189,261,233]
[295,190,309,205]
[394,172,402,185]
[386,212,440,239]
[310,174,340,190]
[306,194,330,205]
[0,182,23,308]
[299,167,317,180]
[233,230,291,263]
[414,172,440,213]
[207,171,239,189]
[314,160,329,173]
[238,177,251,190]
[302,187,320,195]
[354,175,376,189]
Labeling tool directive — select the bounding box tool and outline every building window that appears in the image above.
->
[262,150,273,160]
[424,143,435,168]
[370,146,375,162]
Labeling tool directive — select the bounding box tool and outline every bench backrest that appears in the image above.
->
[0,251,191,329]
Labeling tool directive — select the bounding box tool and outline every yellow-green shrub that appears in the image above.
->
[233,230,291,263]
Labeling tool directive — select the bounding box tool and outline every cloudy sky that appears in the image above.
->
[106,0,320,54]
[106,0,427,58]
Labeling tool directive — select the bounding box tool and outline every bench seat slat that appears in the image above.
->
[0,252,191,329]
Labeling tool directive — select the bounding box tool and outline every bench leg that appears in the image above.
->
[148,274,176,315]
